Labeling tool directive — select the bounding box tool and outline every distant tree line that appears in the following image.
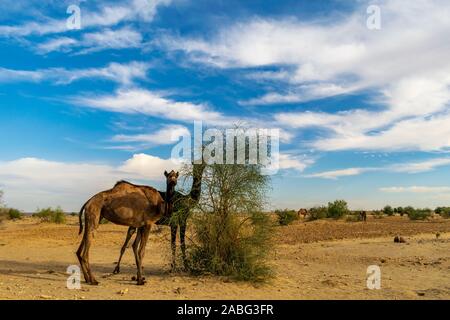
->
[0,190,22,221]
[276,199,351,225]
[276,201,450,225]
[0,190,66,223]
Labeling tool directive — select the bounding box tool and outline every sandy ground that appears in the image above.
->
[0,215,449,300]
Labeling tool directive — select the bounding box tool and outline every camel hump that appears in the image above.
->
[113,180,157,192]
[112,180,159,200]
[114,180,132,188]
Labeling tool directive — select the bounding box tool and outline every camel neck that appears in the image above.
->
[165,184,175,203]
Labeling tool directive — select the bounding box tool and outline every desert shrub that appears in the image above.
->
[345,214,360,222]
[275,209,298,225]
[6,208,23,220]
[408,208,432,220]
[186,156,273,282]
[435,207,450,218]
[0,191,23,220]
[327,200,349,219]
[372,210,384,219]
[403,206,415,217]
[188,210,272,282]
[308,206,328,221]
[0,207,23,221]
[441,210,450,219]
[34,207,66,224]
[395,207,405,216]
[383,205,394,216]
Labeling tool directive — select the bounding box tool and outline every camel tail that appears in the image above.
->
[78,201,88,235]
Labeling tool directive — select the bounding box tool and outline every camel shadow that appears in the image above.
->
[0,259,171,283]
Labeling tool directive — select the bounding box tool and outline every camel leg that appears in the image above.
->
[170,224,178,271]
[180,221,187,270]
[76,232,90,283]
[136,225,151,285]
[113,227,136,274]
[83,228,98,285]
[132,227,144,285]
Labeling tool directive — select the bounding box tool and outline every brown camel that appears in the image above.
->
[113,163,206,273]
[359,210,367,222]
[76,170,179,285]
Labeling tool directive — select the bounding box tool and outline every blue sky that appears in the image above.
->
[1,0,450,211]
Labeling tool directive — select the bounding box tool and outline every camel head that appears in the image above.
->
[164,170,179,188]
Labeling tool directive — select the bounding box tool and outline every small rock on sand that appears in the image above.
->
[173,287,182,294]
[118,288,129,295]
[394,235,407,243]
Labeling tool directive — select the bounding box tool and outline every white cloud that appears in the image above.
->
[390,158,450,173]
[80,0,172,28]
[160,0,450,102]
[0,61,150,86]
[0,67,44,82]
[119,153,180,179]
[278,154,314,172]
[72,88,230,124]
[0,19,67,37]
[35,37,77,54]
[307,157,450,179]
[36,27,144,55]
[309,112,450,152]
[111,124,190,148]
[0,0,172,37]
[0,154,180,211]
[109,122,296,153]
[158,0,450,153]
[275,75,450,152]
[278,129,294,143]
[75,27,143,54]
[54,61,150,85]
[380,186,450,194]
[306,167,376,180]
[131,0,172,22]
[159,16,365,71]
[240,83,360,106]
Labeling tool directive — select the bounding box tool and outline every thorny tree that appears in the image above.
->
[184,127,274,281]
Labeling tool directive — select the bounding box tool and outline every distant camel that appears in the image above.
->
[113,163,206,273]
[77,170,178,285]
[297,208,308,219]
[359,211,367,222]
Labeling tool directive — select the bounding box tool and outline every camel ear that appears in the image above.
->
[176,171,179,178]
[164,170,168,177]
